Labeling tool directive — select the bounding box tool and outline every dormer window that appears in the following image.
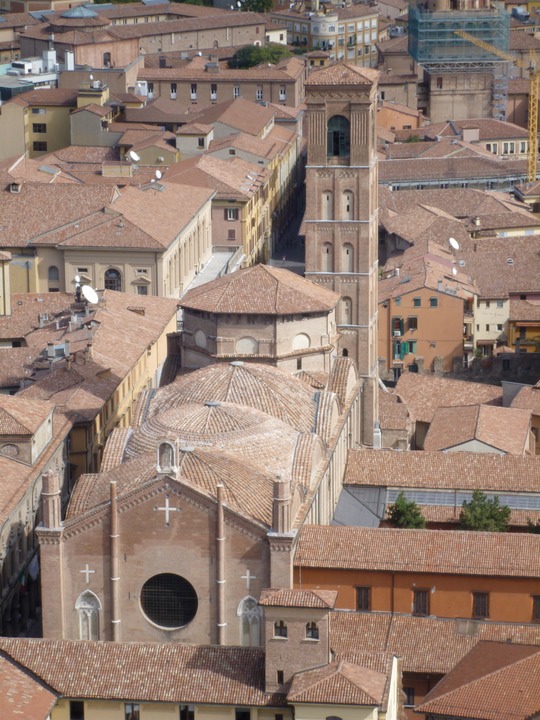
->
[274,620,287,638]
[306,621,319,639]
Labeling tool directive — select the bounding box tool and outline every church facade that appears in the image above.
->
[38,267,363,646]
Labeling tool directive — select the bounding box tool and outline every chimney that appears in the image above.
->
[87,341,93,359]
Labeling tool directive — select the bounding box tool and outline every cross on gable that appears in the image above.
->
[242,569,256,591]
[153,494,180,527]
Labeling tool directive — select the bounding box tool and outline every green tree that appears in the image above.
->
[387,492,426,529]
[459,490,510,532]
[527,518,540,534]
[230,43,292,69]
[237,0,273,11]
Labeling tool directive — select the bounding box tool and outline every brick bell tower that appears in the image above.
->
[304,63,380,446]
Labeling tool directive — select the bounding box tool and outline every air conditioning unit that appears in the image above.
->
[393,330,401,337]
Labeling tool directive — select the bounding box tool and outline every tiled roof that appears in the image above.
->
[294,525,540,577]
[180,264,340,315]
[0,653,57,720]
[344,448,540,494]
[188,97,277,138]
[395,118,529,142]
[288,661,387,706]
[379,389,410,431]
[510,297,540,321]
[418,504,540,528]
[259,588,338,608]
[150,361,317,434]
[17,291,178,423]
[0,11,39,28]
[123,401,300,483]
[424,404,532,454]
[457,236,540,298]
[395,373,502,423]
[380,155,527,183]
[138,55,303,83]
[330,612,540,676]
[8,89,78,107]
[0,411,71,526]
[305,62,379,87]
[417,641,540,719]
[512,385,540,416]
[0,395,51,435]
[0,639,285,707]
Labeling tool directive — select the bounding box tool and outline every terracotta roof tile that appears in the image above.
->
[288,661,387,706]
[424,404,532,454]
[395,373,503,423]
[417,641,540,719]
[305,62,379,86]
[259,588,338,608]
[0,639,285,707]
[0,653,57,720]
[344,448,540,494]
[295,525,540,577]
[180,264,340,315]
[330,612,540,675]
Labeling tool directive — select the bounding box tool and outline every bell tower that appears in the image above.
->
[304,64,380,445]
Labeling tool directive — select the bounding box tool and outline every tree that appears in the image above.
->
[230,43,292,69]
[387,492,426,529]
[236,0,273,11]
[459,490,510,532]
[527,518,540,534]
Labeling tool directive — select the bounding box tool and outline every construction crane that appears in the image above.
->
[454,29,538,183]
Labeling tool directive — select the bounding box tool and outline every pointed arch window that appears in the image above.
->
[237,596,262,646]
[75,591,101,641]
[327,115,350,157]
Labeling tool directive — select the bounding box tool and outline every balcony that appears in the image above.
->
[170,92,177,100]
[190,93,197,101]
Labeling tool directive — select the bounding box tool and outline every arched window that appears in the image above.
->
[236,336,259,354]
[75,591,101,641]
[103,51,111,67]
[322,191,333,220]
[327,115,350,157]
[274,620,287,638]
[104,268,122,292]
[48,266,60,292]
[342,348,349,357]
[237,596,262,646]
[342,243,354,272]
[158,441,175,472]
[306,621,319,639]
[342,297,352,324]
[342,190,354,220]
[322,243,333,272]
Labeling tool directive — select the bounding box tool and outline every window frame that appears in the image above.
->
[305,621,319,639]
[124,703,140,720]
[274,620,288,638]
[472,591,489,619]
[356,586,371,611]
[412,588,430,616]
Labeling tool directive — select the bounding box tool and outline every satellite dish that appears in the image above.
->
[452,267,457,276]
[89,74,94,81]
[151,178,156,183]
[449,237,460,251]
[156,170,162,179]
[129,150,140,162]
[82,285,99,304]
[74,275,81,283]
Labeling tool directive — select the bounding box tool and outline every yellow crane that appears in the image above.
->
[454,29,538,183]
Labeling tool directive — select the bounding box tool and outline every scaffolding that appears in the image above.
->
[408,5,511,72]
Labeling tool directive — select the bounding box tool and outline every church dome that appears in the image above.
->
[125,400,300,479]
[150,361,317,434]
[67,446,274,526]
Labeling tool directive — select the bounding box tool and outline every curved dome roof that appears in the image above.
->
[150,362,317,434]
[67,447,275,526]
[61,6,99,18]
[125,400,300,479]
